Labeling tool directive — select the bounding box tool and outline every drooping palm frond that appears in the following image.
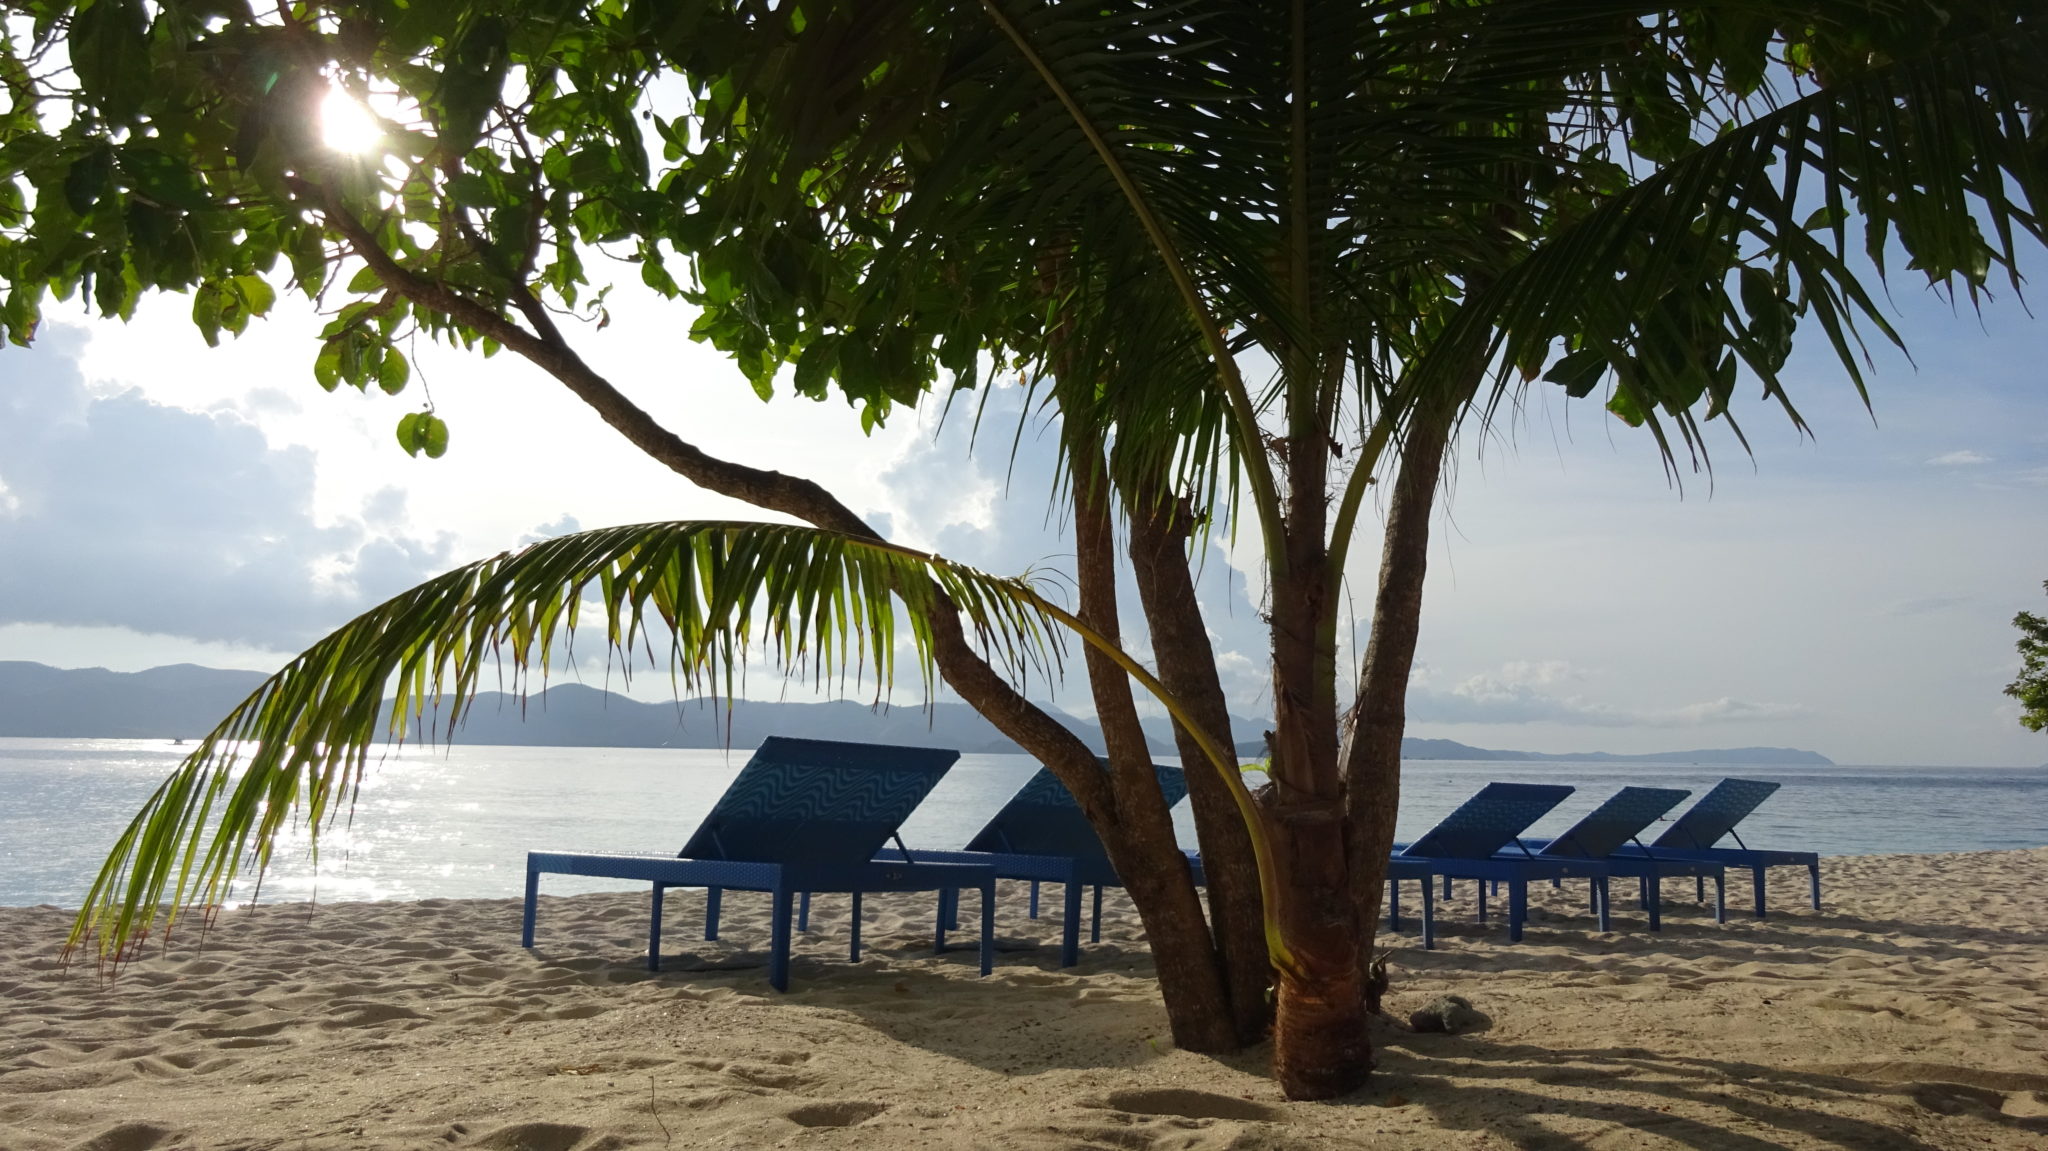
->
[1410,6,2048,473]
[64,520,1076,963]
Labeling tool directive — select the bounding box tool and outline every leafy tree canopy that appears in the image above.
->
[5,2,2042,483]
[2010,581,2048,733]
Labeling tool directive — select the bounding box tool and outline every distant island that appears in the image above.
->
[0,661,1833,765]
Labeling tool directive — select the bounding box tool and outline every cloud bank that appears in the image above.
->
[0,328,454,649]
[1406,661,1809,728]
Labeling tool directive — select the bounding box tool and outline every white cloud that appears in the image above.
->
[1407,661,1808,728]
[1667,697,1812,724]
[1495,659,1578,687]
[1927,449,1991,466]
[0,331,454,649]
[519,514,583,546]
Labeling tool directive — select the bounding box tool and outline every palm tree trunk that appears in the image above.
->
[1072,451,1239,1053]
[1265,549,1373,1100]
[1126,485,1274,1043]
[1339,383,1462,994]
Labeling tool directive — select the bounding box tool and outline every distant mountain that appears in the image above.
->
[0,662,1832,765]
[0,661,1129,753]
[0,661,270,739]
[419,685,1128,755]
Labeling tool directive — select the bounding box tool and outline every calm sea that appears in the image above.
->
[2,738,2043,908]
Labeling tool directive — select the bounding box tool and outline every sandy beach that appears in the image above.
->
[3,848,2044,1150]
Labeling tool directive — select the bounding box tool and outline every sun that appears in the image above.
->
[320,85,382,154]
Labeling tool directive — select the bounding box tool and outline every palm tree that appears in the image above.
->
[666,0,2048,1096]
[14,0,2045,1099]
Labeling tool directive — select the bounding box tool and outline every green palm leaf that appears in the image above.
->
[66,521,1077,962]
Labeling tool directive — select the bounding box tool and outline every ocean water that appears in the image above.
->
[2,738,2043,909]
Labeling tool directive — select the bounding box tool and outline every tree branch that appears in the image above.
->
[294,173,1116,814]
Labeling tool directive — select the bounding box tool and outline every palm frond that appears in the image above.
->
[66,521,1069,963]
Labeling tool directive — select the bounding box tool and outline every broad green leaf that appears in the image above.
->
[395,411,423,455]
[419,414,449,458]
[233,275,276,319]
[378,348,410,395]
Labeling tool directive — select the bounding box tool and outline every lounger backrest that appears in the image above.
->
[1401,782,1574,860]
[1649,778,1780,849]
[678,736,958,864]
[1538,787,1691,859]
[964,760,1189,859]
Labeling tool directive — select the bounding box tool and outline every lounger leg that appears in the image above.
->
[1809,861,1821,910]
[1443,874,1453,901]
[1696,874,1705,902]
[1508,879,1527,943]
[1387,878,1402,932]
[1029,880,1041,920]
[1476,881,1488,925]
[1420,877,1435,950]
[1638,874,1651,912]
[1752,865,1768,919]
[948,888,961,931]
[933,893,949,956]
[1713,872,1726,923]
[521,867,540,948]
[1588,881,1600,916]
[648,884,666,971]
[1645,877,1662,932]
[849,892,863,962]
[1595,876,1611,933]
[704,886,722,941]
[769,888,793,992]
[798,891,811,932]
[1061,881,1083,968]
[1090,886,1103,943]
[979,881,995,977]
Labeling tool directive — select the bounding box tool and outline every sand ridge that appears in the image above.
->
[2,848,2045,1149]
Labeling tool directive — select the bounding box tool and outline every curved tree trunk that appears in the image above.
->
[1126,485,1274,1044]
[1338,383,1463,1000]
[1072,450,1239,1053]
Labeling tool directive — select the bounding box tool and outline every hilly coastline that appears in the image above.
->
[0,661,1833,765]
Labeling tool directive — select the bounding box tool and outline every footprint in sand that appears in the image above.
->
[67,1120,180,1151]
[784,1100,887,1127]
[1091,1087,1285,1123]
[470,1121,601,1151]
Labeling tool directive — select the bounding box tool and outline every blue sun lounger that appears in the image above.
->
[873,761,1189,967]
[521,736,997,990]
[1607,778,1820,918]
[891,760,1438,960]
[1533,787,1727,929]
[1396,782,1609,942]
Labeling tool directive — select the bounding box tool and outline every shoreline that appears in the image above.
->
[5,848,2046,1149]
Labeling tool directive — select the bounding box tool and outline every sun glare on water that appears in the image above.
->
[320,85,381,154]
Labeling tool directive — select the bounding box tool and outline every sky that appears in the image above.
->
[1,248,2043,767]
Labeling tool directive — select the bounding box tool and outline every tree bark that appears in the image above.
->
[1073,452,1238,1053]
[1265,548,1371,1098]
[1125,486,1273,1043]
[1338,386,1461,995]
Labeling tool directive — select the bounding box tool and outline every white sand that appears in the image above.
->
[3,849,2045,1150]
